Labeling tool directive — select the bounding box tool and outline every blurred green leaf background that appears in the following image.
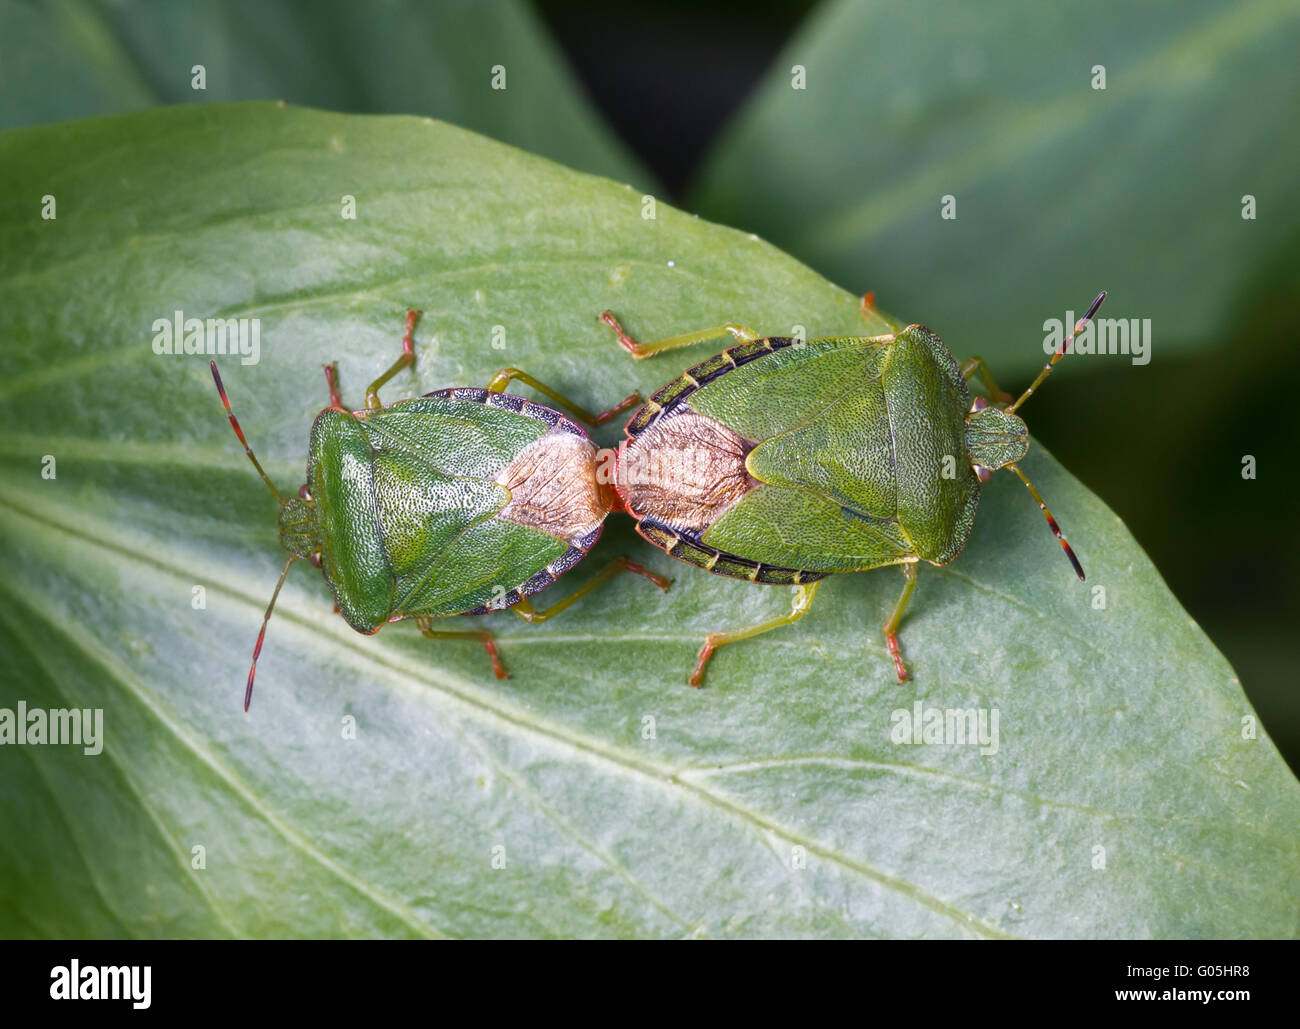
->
[0,0,1296,937]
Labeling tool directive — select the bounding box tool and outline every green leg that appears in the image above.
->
[600,311,760,360]
[690,582,821,687]
[882,563,918,682]
[416,557,671,679]
[486,368,639,427]
[415,615,508,680]
[365,309,420,409]
[513,556,671,623]
[959,356,1013,406]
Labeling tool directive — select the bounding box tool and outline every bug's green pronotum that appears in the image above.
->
[601,291,1106,685]
[212,310,669,709]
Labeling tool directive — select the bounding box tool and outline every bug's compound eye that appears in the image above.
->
[973,464,993,483]
[970,395,989,413]
[309,549,322,569]
[298,484,312,500]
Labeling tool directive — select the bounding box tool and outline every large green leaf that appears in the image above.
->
[0,103,1295,938]
[0,0,649,187]
[690,0,1300,374]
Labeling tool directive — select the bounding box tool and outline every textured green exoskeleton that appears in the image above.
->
[601,292,1105,686]
[213,310,668,710]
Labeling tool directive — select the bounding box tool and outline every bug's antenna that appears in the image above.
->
[244,555,296,711]
[1005,462,1084,581]
[210,360,284,503]
[1006,291,1106,414]
[212,360,297,709]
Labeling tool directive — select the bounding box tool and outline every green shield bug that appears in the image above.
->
[600,291,1106,686]
[212,309,670,710]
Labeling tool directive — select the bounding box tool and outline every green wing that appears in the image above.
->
[389,512,568,617]
[364,397,575,616]
[702,483,912,571]
[687,336,890,440]
[687,330,977,569]
[359,395,550,478]
[744,374,897,519]
[686,336,908,571]
[316,395,576,624]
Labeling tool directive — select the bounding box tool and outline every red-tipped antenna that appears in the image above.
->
[1006,291,1106,414]
[210,360,283,503]
[1006,462,1085,581]
[211,361,296,710]
[245,555,296,711]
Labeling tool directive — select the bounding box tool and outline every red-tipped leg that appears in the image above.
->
[885,631,909,683]
[512,555,673,626]
[688,640,717,688]
[601,311,643,357]
[400,308,418,354]
[416,616,508,679]
[882,563,918,684]
[365,309,421,409]
[485,366,641,428]
[686,582,821,687]
[323,362,343,408]
[481,635,507,680]
[592,392,641,425]
[599,311,760,359]
[623,560,672,592]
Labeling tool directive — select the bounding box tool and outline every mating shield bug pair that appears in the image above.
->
[211,310,669,710]
[216,293,1104,706]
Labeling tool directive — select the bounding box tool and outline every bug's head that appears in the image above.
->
[276,491,320,560]
[960,290,1108,584]
[964,400,1028,480]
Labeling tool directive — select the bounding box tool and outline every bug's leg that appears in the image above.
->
[512,556,671,623]
[882,563,919,682]
[323,362,343,408]
[485,368,640,427]
[600,311,760,360]
[859,290,876,315]
[415,615,508,679]
[365,309,421,409]
[690,581,820,687]
[959,356,1013,406]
